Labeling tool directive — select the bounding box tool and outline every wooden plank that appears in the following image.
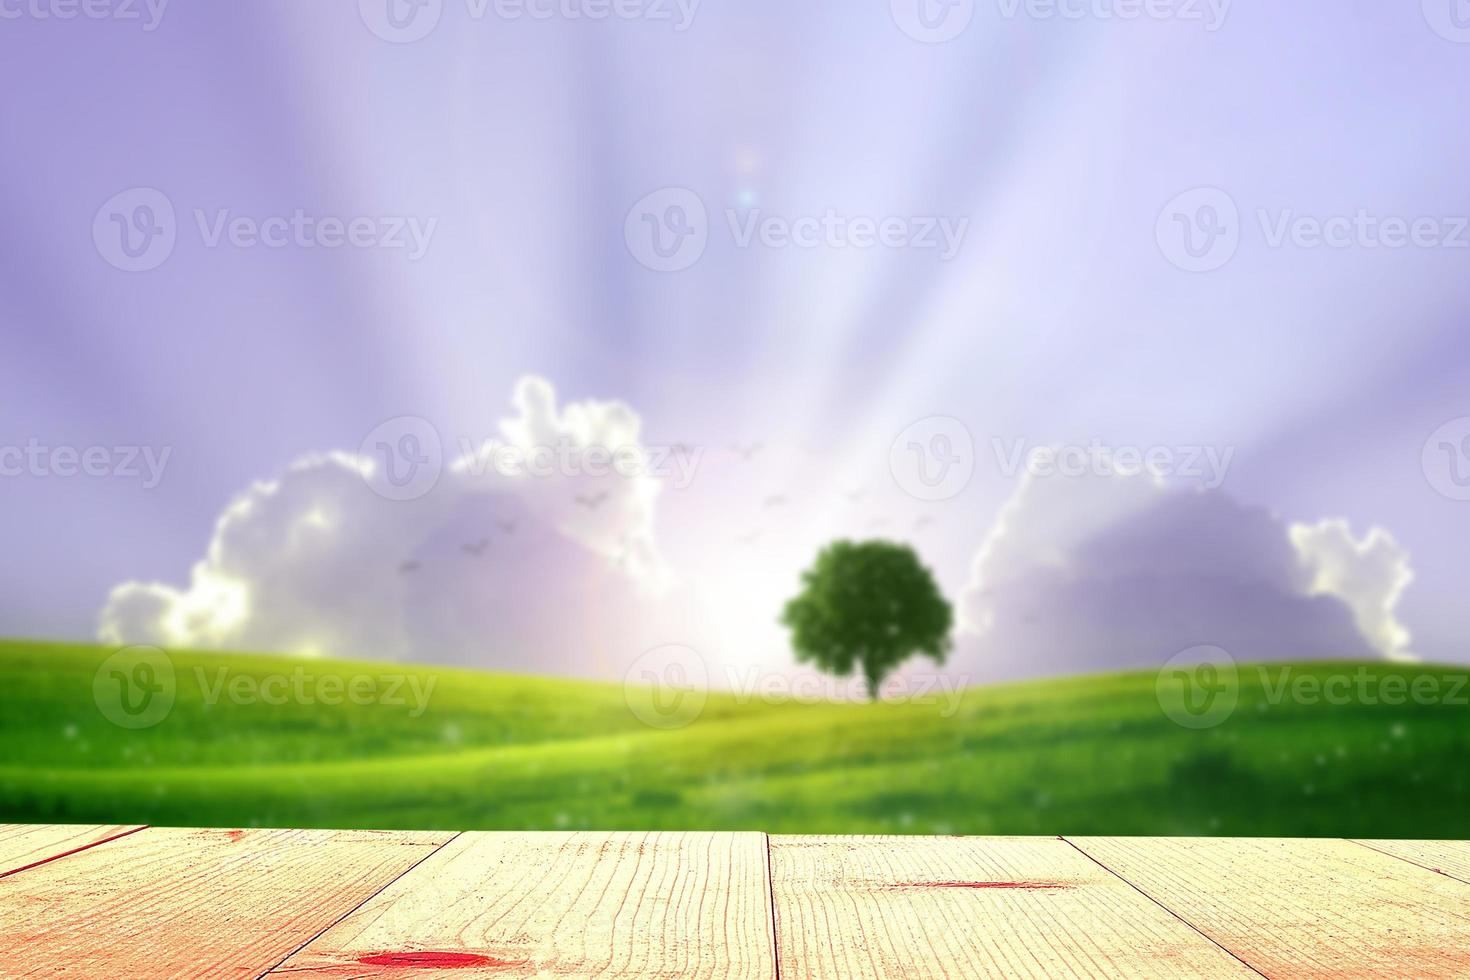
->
[1069,837,1470,979]
[0,823,143,878]
[1356,839,1470,884]
[268,831,775,979]
[0,826,454,979]
[768,835,1255,979]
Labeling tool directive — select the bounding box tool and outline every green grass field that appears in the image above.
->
[3,639,1469,837]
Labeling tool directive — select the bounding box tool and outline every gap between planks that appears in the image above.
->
[0,823,148,881]
[1064,836,1470,979]
[252,830,466,978]
[1059,837,1267,980]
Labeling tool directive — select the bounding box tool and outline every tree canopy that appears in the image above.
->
[781,539,953,698]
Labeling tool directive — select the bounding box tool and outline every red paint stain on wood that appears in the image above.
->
[885,881,1070,890]
[225,830,246,842]
[356,952,525,969]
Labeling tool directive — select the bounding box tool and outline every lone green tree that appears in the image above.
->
[781,540,953,699]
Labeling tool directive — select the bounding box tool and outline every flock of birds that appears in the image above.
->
[723,443,942,547]
[395,442,942,575]
[398,520,518,575]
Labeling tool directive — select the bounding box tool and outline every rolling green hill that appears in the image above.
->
[3,639,1469,837]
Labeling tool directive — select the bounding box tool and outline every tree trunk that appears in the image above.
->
[864,668,882,702]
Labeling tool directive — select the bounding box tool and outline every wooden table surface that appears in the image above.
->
[5,825,1470,978]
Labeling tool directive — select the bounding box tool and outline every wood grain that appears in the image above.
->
[768,835,1254,979]
[268,831,775,979]
[0,823,142,878]
[1355,839,1470,884]
[0,826,454,979]
[1070,836,1470,979]
[13,827,1470,978]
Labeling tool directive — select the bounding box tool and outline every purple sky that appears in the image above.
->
[2,0,1469,678]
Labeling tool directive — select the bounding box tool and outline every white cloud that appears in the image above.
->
[98,377,674,674]
[954,459,1413,680]
[1290,519,1415,661]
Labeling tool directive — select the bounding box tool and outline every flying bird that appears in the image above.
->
[575,491,610,510]
[731,442,763,461]
[496,519,517,534]
[737,529,763,545]
[461,538,490,557]
[398,560,421,574]
[763,494,789,509]
[842,488,867,503]
[914,515,936,530]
